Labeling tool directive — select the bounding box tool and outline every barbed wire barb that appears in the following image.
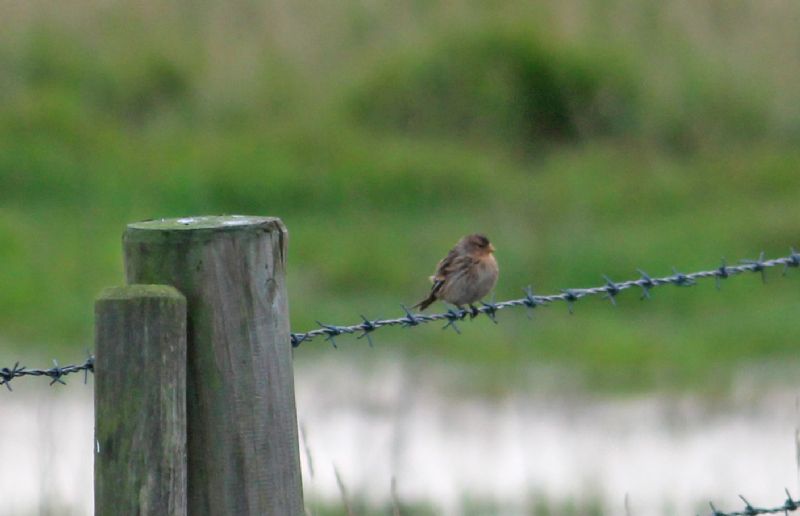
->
[316,321,342,349]
[562,289,579,313]
[784,248,800,275]
[400,305,420,327]
[356,315,376,347]
[637,269,655,299]
[522,285,539,319]
[442,309,463,334]
[741,251,768,284]
[716,258,729,290]
[738,495,757,515]
[49,359,66,386]
[1,362,24,391]
[84,351,94,384]
[670,266,696,287]
[481,296,499,324]
[602,275,620,305]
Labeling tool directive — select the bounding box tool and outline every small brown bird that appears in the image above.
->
[413,234,499,312]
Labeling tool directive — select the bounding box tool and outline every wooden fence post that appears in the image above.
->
[122,215,303,515]
[94,284,187,516]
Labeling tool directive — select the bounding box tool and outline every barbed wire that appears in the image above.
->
[2,250,798,389]
[3,250,800,515]
[289,249,800,347]
[0,354,94,391]
[705,491,800,515]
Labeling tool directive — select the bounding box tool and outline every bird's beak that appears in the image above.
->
[488,243,495,253]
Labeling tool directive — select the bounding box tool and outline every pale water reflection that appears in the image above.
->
[1,357,797,515]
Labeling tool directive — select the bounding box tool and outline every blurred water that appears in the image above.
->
[1,357,798,515]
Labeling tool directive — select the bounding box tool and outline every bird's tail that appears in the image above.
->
[412,292,437,311]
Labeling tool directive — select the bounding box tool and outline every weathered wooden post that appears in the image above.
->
[122,215,303,515]
[94,284,187,515]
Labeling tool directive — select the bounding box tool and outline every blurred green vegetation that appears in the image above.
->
[1,0,799,393]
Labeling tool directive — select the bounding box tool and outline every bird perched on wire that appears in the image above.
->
[413,234,499,313]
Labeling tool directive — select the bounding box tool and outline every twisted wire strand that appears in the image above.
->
[290,250,800,347]
[0,355,94,391]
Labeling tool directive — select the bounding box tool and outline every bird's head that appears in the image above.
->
[461,234,495,255]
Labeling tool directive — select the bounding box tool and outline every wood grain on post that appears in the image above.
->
[123,215,303,516]
[94,284,187,516]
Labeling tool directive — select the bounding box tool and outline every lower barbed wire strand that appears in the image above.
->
[706,491,800,515]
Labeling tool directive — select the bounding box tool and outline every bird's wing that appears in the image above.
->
[431,248,458,280]
[430,248,475,294]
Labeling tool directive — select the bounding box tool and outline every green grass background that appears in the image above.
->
[1,0,799,393]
